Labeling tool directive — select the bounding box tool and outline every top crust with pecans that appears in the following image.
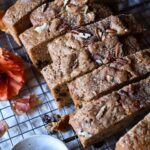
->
[116,113,150,150]
[68,49,150,108]
[20,18,69,51]
[69,77,150,147]
[30,0,112,26]
[51,15,128,52]
[88,35,141,65]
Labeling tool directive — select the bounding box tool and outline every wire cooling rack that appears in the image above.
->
[0,0,150,150]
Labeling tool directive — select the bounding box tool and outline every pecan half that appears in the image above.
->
[34,23,49,33]
[64,0,70,6]
[71,30,92,39]
[96,105,107,120]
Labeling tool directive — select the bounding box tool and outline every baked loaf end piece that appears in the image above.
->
[41,45,97,108]
[116,113,150,150]
[68,49,150,108]
[2,0,46,45]
[69,77,150,147]
[20,18,69,70]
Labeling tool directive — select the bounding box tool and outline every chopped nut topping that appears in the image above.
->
[77,129,92,138]
[92,91,97,96]
[96,105,107,120]
[115,43,124,57]
[64,0,70,6]
[34,23,49,33]
[78,32,91,39]
[42,3,49,12]
[96,59,103,65]
[95,28,102,41]
[106,75,114,82]
[83,6,88,14]
[72,59,79,69]
[72,30,92,39]
[65,4,78,13]
[98,30,102,39]
[106,29,117,33]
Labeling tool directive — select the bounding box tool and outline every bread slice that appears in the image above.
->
[20,4,111,70]
[69,77,150,147]
[2,0,46,45]
[30,0,111,26]
[116,112,150,150]
[43,35,141,108]
[68,49,150,108]
[41,48,97,108]
[20,18,69,70]
[51,14,144,52]
[30,0,64,26]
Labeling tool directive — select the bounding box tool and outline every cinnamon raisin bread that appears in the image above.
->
[2,0,46,45]
[68,49,150,108]
[116,113,150,150]
[69,77,150,147]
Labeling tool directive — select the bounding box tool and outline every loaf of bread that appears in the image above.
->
[68,49,150,108]
[3,0,46,45]
[116,113,150,150]
[69,77,150,147]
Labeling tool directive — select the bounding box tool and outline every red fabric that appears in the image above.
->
[0,48,25,100]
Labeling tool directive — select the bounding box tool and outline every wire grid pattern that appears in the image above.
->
[0,0,150,150]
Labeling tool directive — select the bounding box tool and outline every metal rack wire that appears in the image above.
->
[0,0,150,150]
